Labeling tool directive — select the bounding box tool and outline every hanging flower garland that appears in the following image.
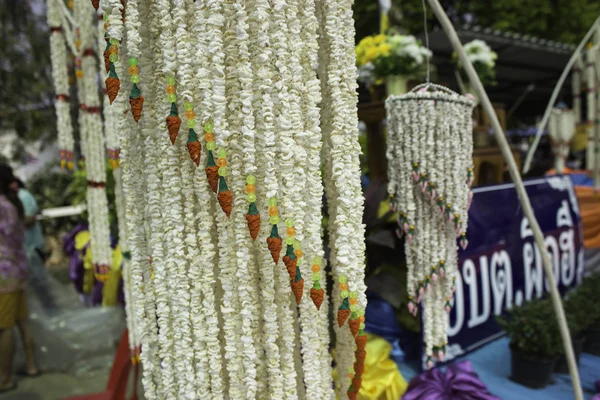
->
[386,85,474,368]
[52,0,372,398]
[190,0,225,397]
[123,0,144,122]
[47,0,75,171]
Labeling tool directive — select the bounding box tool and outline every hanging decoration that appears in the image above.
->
[548,108,576,174]
[386,84,474,368]
[47,0,75,171]
[50,0,368,398]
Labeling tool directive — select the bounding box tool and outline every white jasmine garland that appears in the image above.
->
[58,1,375,398]
[168,1,197,397]
[299,0,333,396]
[47,0,75,165]
[228,2,262,398]
[270,1,302,397]
[210,1,245,398]
[247,1,286,397]
[191,1,225,397]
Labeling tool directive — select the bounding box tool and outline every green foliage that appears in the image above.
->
[457,0,600,44]
[28,161,117,238]
[564,274,600,335]
[497,297,562,359]
[0,0,56,146]
[353,0,600,45]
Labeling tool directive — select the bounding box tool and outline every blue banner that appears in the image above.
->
[443,176,584,363]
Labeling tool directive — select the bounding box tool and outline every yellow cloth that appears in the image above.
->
[102,244,123,306]
[74,231,124,304]
[333,334,408,400]
[0,291,27,329]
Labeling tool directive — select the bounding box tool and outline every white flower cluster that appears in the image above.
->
[389,34,432,66]
[73,0,112,275]
[464,39,497,68]
[385,86,474,368]
[319,0,368,396]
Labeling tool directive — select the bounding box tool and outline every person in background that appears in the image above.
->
[0,165,39,394]
[14,179,55,313]
[15,179,45,260]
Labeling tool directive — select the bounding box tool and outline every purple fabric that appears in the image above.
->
[0,195,27,293]
[402,360,500,400]
[63,224,88,294]
[591,379,600,400]
[91,279,103,306]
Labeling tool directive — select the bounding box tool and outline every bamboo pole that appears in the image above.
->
[523,17,600,174]
[425,1,584,399]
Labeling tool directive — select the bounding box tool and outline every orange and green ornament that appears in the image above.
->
[204,121,219,193]
[245,175,260,240]
[184,103,201,166]
[266,199,283,263]
[165,77,181,144]
[337,277,351,327]
[105,55,120,104]
[216,155,232,218]
[291,265,304,304]
[347,292,361,337]
[310,256,324,310]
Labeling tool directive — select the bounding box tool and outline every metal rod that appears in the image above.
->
[425,1,584,398]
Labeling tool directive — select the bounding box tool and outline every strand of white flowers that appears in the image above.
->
[228,2,262,398]
[47,0,75,154]
[284,0,321,397]
[396,101,416,300]
[298,0,334,396]
[315,1,347,395]
[97,3,139,351]
[246,1,285,397]
[340,0,368,313]
[135,4,166,395]
[57,2,91,58]
[241,4,267,395]
[121,107,159,399]
[106,0,124,41]
[78,8,112,273]
[169,1,198,397]
[270,2,302,398]
[145,1,178,396]
[210,1,245,397]
[172,1,213,397]
[201,1,233,397]
[320,0,366,396]
[191,1,225,397]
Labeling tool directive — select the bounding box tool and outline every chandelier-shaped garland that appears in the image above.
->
[386,84,474,368]
[59,0,372,398]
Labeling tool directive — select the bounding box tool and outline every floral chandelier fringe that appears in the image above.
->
[386,84,474,369]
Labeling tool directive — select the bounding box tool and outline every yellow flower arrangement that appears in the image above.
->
[356,33,431,87]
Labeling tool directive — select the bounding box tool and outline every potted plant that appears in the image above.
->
[355,33,431,97]
[574,274,600,355]
[497,297,561,388]
[555,293,586,374]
